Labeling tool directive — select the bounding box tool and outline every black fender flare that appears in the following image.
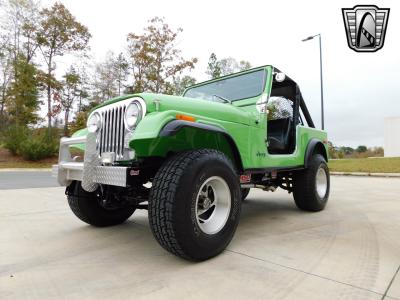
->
[159,120,244,172]
[304,138,328,168]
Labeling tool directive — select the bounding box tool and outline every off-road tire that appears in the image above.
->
[293,154,330,212]
[149,149,241,261]
[241,188,250,201]
[67,181,136,227]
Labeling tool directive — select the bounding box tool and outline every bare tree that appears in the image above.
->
[91,52,119,102]
[114,52,129,96]
[0,36,13,121]
[91,51,130,102]
[1,0,40,63]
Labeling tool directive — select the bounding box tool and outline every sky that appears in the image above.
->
[41,0,400,147]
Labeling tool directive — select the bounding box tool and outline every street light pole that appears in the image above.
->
[302,34,325,130]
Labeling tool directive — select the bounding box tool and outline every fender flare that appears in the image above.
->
[159,120,244,172]
[304,138,328,168]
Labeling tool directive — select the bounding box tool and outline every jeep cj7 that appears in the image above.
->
[53,65,330,261]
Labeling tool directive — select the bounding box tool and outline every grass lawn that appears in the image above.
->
[0,148,56,169]
[329,157,400,173]
[0,161,54,169]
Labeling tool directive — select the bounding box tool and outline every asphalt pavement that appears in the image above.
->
[0,174,400,299]
[0,170,58,189]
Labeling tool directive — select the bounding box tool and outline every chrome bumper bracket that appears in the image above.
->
[53,132,128,190]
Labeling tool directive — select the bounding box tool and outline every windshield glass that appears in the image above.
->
[183,69,266,102]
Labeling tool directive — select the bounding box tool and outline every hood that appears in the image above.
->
[138,93,251,125]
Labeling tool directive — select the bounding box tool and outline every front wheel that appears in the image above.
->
[149,149,241,261]
[293,154,330,212]
[67,181,136,227]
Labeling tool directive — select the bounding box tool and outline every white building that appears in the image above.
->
[384,117,400,157]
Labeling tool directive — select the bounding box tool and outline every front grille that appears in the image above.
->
[97,101,128,160]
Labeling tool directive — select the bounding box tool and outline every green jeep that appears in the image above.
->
[54,65,330,261]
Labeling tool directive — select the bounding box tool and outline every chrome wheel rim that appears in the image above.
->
[195,176,231,235]
[316,167,328,198]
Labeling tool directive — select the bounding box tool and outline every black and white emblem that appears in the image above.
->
[342,5,390,52]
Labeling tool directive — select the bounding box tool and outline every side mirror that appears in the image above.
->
[275,73,286,82]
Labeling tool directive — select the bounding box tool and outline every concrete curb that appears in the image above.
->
[0,168,52,172]
[331,171,400,178]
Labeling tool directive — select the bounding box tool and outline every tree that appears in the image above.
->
[342,146,354,155]
[127,17,197,94]
[77,87,89,112]
[73,64,90,112]
[356,145,367,153]
[206,53,221,79]
[238,60,252,71]
[114,52,129,96]
[2,0,41,63]
[69,100,100,134]
[6,54,40,127]
[219,57,252,76]
[36,68,62,121]
[0,0,40,131]
[172,75,196,95]
[91,52,120,102]
[206,53,252,78]
[58,66,80,136]
[218,57,238,76]
[21,16,40,63]
[0,38,13,125]
[36,2,91,128]
[327,141,336,159]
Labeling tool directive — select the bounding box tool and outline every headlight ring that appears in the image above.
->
[87,112,101,133]
[124,101,142,131]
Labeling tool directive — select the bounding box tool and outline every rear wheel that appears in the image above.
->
[149,149,241,261]
[293,154,330,211]
[67,181,136,227]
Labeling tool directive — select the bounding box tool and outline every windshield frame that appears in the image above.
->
[182,67,268,103]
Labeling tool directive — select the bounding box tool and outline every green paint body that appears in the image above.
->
[72,66,328,170]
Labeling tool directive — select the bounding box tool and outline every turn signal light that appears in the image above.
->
[176,114,196,122]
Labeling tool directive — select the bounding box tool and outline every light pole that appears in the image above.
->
[302,33,325,130]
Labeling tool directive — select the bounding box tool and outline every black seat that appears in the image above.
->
[267,118,292,154]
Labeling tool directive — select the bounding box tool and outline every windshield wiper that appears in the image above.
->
[212,94,232,104]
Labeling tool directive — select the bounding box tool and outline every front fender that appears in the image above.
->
[159,119,243,171]
[70,128,88,151]
[130,111,176,141]
[130,114,245,171]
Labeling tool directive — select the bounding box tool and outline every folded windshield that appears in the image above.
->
[183,69,266,102]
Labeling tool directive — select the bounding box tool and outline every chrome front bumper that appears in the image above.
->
[53,132,128,191]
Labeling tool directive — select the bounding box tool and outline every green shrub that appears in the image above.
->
[3,126,28,155]
[3,126,59,160]
[19,139,54,160]
[19,130,59,161]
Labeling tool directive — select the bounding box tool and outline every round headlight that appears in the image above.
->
[87,112,101,133]
[125,102,142,130]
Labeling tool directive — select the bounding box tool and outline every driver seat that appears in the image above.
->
[267,118,292,154]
